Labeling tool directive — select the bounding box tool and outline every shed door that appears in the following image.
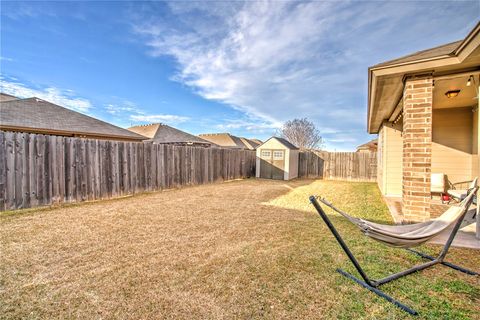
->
[260,149,285,180]
[260,150,273,179]
[271,150,285,180]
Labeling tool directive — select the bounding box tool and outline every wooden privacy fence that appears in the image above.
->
[298,151,377,182]
[0,131,256,211]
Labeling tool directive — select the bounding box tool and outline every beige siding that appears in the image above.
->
[256,138,298,180]
[289,150,299,179]
[377,126,384,193]
[472,109,478,178]
[383,123,403,196]
[432,107,473,184]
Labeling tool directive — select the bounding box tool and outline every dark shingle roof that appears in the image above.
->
[198,133,261,149]
[128,123,213,145]
[0,93,18,102]
[239,137,262,150]
[274,137,299,149]
[260,137,299,150]
[371,40,462,68]
[0,97,145,140]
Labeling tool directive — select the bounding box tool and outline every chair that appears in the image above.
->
[447,177,478,205]
[431,173,447,202]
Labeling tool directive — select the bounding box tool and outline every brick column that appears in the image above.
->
[402,76,433,222]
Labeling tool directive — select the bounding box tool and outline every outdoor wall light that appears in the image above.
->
[466,75,473,87]
[445,89,460,98]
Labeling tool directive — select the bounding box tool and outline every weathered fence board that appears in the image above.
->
[298,150,377,181]
[1,131,257,211]
[1,131,378,211]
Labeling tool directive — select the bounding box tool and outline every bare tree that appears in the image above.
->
[278,118,323,149]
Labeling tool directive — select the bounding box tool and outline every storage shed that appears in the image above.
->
[256,137,299,180]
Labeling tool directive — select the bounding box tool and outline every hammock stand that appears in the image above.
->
[309,192,479,316]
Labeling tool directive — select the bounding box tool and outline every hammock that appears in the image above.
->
[318,190,475,248]
[309,187,479,316]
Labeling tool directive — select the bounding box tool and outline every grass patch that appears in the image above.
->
[0,179,478,319]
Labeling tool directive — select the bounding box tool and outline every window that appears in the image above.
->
[261,150,271,158]
[273,151,284,160]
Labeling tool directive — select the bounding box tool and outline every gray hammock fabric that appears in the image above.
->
[319,190,476,248]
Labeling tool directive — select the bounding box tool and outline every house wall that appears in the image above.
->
[383,123,403,196]
[472,109,478,178]
[377,126,384,193]
[432,107,473,184]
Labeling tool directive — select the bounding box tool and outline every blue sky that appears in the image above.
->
[0,1,478,150]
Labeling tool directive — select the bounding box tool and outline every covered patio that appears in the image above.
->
[368,23,480,244]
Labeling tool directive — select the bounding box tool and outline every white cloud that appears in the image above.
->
[1,77,92,113]
[132,1,476,149]
[103,100,189,125]
[130,114,189,124]
[105,103,143,115]
[215,118,281,134]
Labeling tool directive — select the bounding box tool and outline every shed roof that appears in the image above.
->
[259,137,299,150]
[128,123,213,145]
[0,97,145,140]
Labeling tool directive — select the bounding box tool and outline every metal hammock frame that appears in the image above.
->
[309,194,479,316]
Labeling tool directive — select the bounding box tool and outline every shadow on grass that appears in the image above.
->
[262,180,480,319]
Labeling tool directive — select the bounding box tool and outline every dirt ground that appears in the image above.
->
[1,179,479,319]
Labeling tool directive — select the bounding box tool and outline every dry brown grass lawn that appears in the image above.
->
[1,179,479,319]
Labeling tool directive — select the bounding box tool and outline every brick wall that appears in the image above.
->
[402,76,433,222]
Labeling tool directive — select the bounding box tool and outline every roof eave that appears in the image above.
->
[367,54,466,134]
[0,125,145,141]
[367,22,480,134]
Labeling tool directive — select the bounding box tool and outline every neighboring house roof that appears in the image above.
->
[367,22,480,133]
[239,137,262,150]
[198,133,260,150]
[0,93,19,102]
[199,133,243,148]
[356,139,378,152]
[258,136,299,150]
[128,123,213,145]
[0,97,145,140]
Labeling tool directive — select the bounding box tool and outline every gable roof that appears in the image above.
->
[239,137,262,150]
[128,123,213,145]
[372,41,462,69]
[198,133,259,149]
[0,97,145,140]
[356,139,378,151]
[250,138,263,145]
[0,93,19,102]
[199,133,241,148]
[259,136,299,150]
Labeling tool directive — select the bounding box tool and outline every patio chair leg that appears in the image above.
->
[337,268,418,316]
[406,249,479,276]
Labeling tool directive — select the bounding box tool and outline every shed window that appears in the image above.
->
[261,150,271,158]
[273,151,284,159]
